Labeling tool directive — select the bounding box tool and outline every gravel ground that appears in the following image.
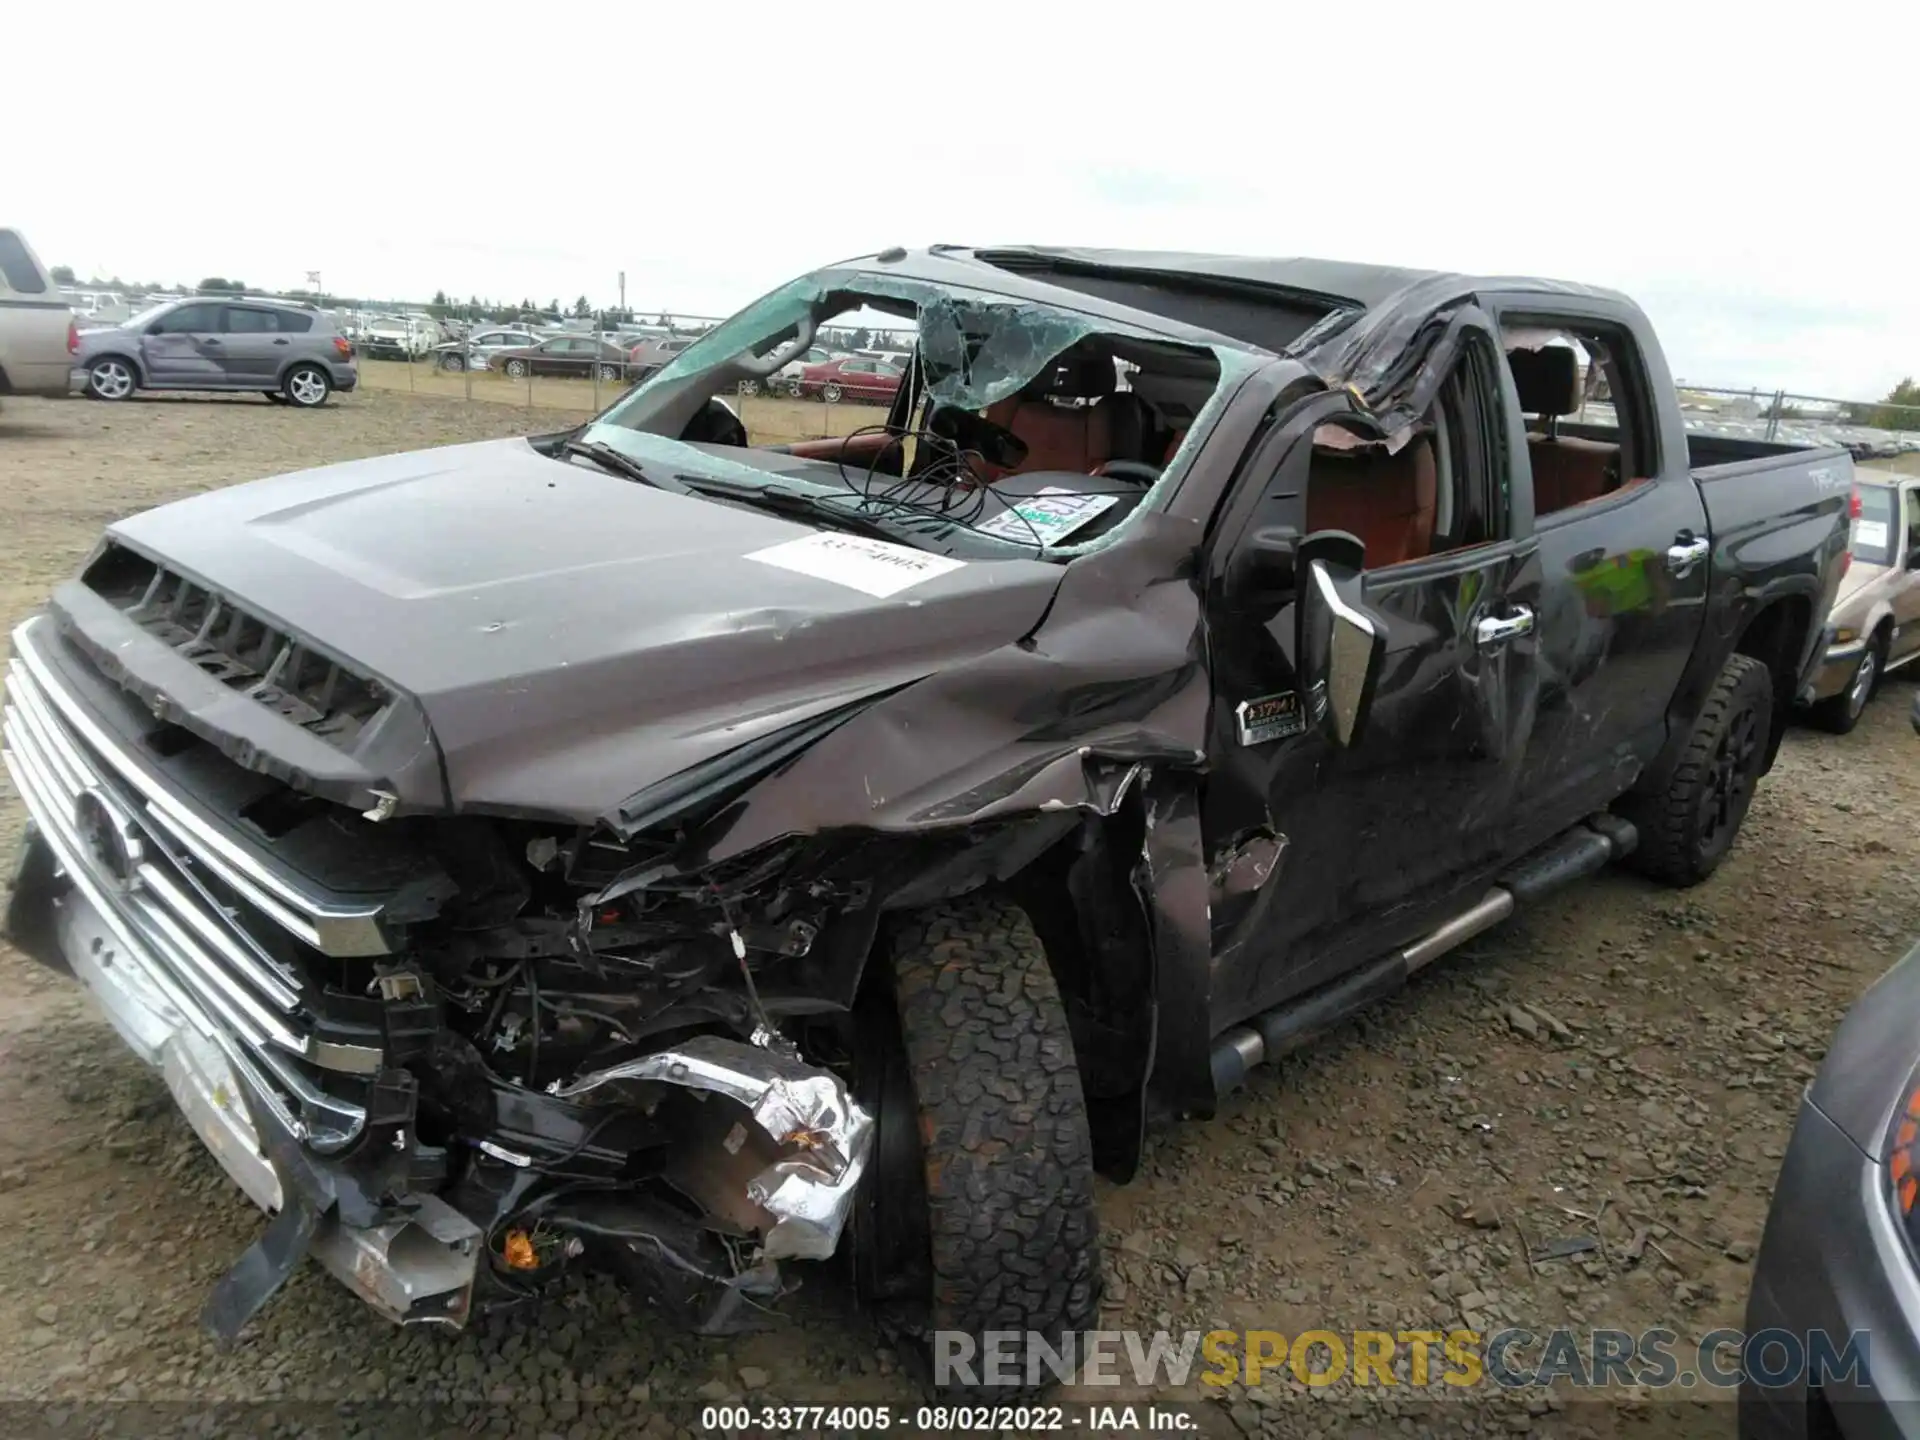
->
[0,389,1916,1438]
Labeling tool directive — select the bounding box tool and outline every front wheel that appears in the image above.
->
[440,353,466,373]
[1623,652,1774,887]
[86,357,137,401]
[851,895,1100,1395]
[820,381,843,404]
[283,364,331,408]
[505,359,528,379]
[596,363,619,381]
[737,379,762,397]
[1810,632,1884,734]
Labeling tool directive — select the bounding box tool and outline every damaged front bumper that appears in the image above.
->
[1,632,874,1342]
[6,829,875,1338]
[7,831,486,1334]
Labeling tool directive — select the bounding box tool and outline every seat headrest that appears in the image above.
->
[1506,346,1581,417]
[1021,350,1115,401]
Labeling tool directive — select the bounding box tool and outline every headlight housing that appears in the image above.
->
[1889,1083,1920,1218]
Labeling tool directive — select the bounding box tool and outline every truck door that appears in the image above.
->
[1203,329,1544,1027]
[140,302,227,387]
[1481,297,1712,842]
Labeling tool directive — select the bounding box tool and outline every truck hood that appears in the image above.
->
[102,437,1065,824]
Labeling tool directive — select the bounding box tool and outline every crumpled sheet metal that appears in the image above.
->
[1294,270,1637,435]
[706,512,1213,862]
[555,1035,873,1261]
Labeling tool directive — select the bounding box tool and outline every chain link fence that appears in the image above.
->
[328,298,898,448]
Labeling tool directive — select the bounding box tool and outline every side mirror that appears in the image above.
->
[1223,524,1298,618]
[1295,531,1387,748]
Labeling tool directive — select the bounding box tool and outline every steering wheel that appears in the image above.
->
[735,315,818,378]
[1093,459,1163,486]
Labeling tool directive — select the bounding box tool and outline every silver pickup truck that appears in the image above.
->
[0,227,75,401]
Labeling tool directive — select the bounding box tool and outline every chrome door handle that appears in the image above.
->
[1476,607,1535,647]
[1667,537,1710,577]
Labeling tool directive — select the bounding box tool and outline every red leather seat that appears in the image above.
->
[1305,437,1438,568]
[1506,345,1620,514]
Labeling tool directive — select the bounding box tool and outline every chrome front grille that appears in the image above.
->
[3,634,385,1151]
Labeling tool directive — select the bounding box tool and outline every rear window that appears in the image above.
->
[275,310,314,333]
[1853,485,1897,567]
[0,229,48,294]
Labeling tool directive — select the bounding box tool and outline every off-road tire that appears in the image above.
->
[1809,628,1885,735]
[1624,652,1774,887]
[880,895,1100,1394]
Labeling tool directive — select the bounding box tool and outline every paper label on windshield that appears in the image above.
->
[745,533,965,598]
[1854,519,1889,550]
[975,487,1120,547]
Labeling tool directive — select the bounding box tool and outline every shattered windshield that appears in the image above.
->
[581,265,1244,562]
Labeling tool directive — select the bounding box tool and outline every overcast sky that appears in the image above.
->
[14,2,1915,399]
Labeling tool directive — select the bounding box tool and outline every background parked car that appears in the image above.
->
[742,343,836,397]
[75,297,356,407]
[489,336,635,380]
[796,354,902,404]
[0,226,77,401]
[433,326,540,372]
[357,314,442,360]
[625,335,697,383]
[1801,473,1920,733]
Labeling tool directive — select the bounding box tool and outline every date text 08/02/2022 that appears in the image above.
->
[697,1404,1198,1433]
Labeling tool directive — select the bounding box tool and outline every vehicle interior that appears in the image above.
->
[1500,321,1655,519]
[665,304,1227,552]
[1301,346,1508,571]
[1294,324,1653,571]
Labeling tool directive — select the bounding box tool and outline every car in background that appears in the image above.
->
[0,227,77,400]
[625,335,697,383]
[488,335,635,381]
[432,326,540,373]
[358,314,442,360]
[739,343,837,397]
[1742,931,1920,1437]
[74,296,356,407]
[794,354,902,404]
[1800,473,1920,732]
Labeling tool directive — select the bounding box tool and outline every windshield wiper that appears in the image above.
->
[564,438,662,487]
[675,476,925,544]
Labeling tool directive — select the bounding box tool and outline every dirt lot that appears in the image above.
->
[0,388,1916,1437]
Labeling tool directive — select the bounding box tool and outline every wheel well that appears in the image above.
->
[1734,595,1813,770]
[0,361,11,393]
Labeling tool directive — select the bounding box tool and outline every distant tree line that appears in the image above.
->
[1848,378,1920,431]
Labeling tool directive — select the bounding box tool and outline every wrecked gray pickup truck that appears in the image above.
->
[2,247,1850,1382]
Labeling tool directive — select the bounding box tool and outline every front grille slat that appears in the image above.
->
[4,632,382,1152]
[91,549,389,749]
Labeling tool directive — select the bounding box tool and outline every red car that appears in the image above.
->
[797,355,902,405]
